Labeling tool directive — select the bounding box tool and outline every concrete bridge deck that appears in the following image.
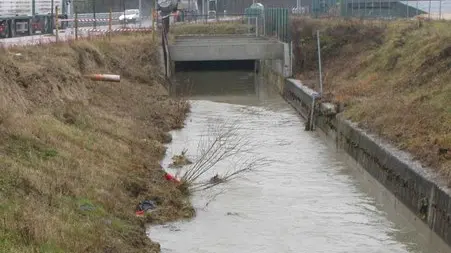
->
[169,35,285,62]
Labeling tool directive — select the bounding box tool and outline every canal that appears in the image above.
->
[147,68,451,253]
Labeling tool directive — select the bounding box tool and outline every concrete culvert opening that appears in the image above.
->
[175,60,256,72]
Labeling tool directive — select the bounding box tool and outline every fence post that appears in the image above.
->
[274,8,278,39]
[93,0,97,29]
[406,0,409,19]
[55,6,59,42]
[272,8,274,37]
[75,11,78,40]
[283,8,288,42]
[290,40,293,77]
[439,0,442,20]
[109,8,112,41]
[152,8,156,43]
[279,8,283,41]
[255,16,258,37]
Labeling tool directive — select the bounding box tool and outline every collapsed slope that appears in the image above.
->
[0,35,193,252]
[292,18,451,181]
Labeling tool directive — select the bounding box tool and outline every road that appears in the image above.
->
[0,19,155,48]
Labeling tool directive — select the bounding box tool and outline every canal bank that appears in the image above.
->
[260,58,451,246]
[0,34,193,252]
[148,69,451,252]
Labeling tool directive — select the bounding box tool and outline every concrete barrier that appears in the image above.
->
[262,61,451,246]
[169,36,285,62]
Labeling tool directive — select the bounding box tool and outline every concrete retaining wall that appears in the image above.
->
[262,61,451,246]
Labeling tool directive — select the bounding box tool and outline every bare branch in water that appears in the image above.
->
[182,120,268,192]
[199,188,227,212]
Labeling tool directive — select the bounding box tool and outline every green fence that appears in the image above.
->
[265,8,289,43]
[244,7,289,43]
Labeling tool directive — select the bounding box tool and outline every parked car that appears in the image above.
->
[119,9,140,24]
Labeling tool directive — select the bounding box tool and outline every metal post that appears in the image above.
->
[123,0,126,28]
[75,11,78,40]
[51,0,54,34]
[290,40,293,77]
[428,0,431,19]
[55,6,59,42]
[358,0,360,17]
[255,16,258,37]
[66,0,71,19]
[316,30,323,96]
[439,0,442,20]
[93,0,96,28]
[406,0,409,19]
[202,0,205,16]
[153,0,157,41]
[139,0,142,27]
[372,0,374,18]
[379,0,381,17]
[388,0,390,18]
[152,9,156,42]
[109,8,112,40]
[416,0,419,17]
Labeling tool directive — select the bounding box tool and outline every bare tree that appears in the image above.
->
[181,120,268,192]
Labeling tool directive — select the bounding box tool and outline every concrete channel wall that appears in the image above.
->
[260,60,451,246]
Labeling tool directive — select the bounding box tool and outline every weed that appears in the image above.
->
[292,17,451,182]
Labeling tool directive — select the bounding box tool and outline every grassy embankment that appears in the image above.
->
[0,34,194,252]
[291,18,451,181]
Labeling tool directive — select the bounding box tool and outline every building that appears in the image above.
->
[339,0,427,18]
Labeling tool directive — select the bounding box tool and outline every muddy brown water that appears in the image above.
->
[147,70,451,253]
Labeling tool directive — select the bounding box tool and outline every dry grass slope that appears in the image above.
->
[292,17,451,182]
[0,34,193,253]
